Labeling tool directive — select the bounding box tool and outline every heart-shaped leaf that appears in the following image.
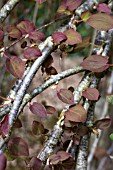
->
[64,29,82,45]
[97,3,112,14]
[17,20,35,35]
[29,30,45,41]
[30,102,47,117]
[85,13,113,31]
[65,104,87,122]
[57,88,74,104]
[80,55,109,72]
[82,88,99,101]
[0,154,7,170]
[8,137,29,157]
[52,32,67,43]
[6,56,25,78]
[6,26,22,39]
[24,47,42,60]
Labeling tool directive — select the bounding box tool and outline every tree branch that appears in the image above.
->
[0,0,20,23]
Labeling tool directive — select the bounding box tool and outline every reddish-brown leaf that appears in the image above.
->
[94,118,111,130]
[14,118,22,129]
[66,0,82,11]
[29,30,45,41]
[57,151,70,161]
[0,115,9,136]
[85,13,113,31]
[30,102,47,117]
[45,66,57,75]
[0,154,7,170]
[8,137,29,157]
[65,104,87,122]
[64,29,82,45]
[6,56,25,78]
[30,157,42,170]
[6,26,22,39]
[57,88,74,104]
[52,32,67,43]
[0,28,4,42]
[24,47,42,60]
[32,121,45,135]
[17,20,35,35]
[82,88,99,101]
[80,55,109,72]
[97,3,112,14]
[45,106,56,114]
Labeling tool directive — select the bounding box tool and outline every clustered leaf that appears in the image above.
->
[94,118,111,130]
[0,115,9,136]
[0,154,7,170]
[52,32,67,44]
[6,26,22,39]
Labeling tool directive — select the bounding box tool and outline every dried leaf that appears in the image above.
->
[45,106,56,114]
[80,55,109,73]
[24,47,42,60]
[8,137,29,157]
[82,88,99,101]
[64,29,82,45]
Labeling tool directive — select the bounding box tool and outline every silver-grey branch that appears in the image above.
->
[0,0,20,23]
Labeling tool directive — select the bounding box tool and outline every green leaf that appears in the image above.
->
[106,95,113,104]
[110,133,113,141]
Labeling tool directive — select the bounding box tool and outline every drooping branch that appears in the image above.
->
[37,73,94,161]
[75,28,113,170]
[0,0,20,23]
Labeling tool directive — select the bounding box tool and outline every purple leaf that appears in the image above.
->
[29,30,45,41]
[97,3,112,14]
[95,118,111,130]
[8,137,29,157]
[66,0,82,11]
[0,154,7,170]
[0,115,9,136]
[52,32,67,43]
[80,55,109,72]
[82,88,99,101]
[57,88,74,104]
[24,47,42,60]
[6,26,22,39]
[30,157,42,170]
[17,20,35,35]
[30,102,47,117]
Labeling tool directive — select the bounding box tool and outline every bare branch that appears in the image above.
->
[0,0,20,23]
